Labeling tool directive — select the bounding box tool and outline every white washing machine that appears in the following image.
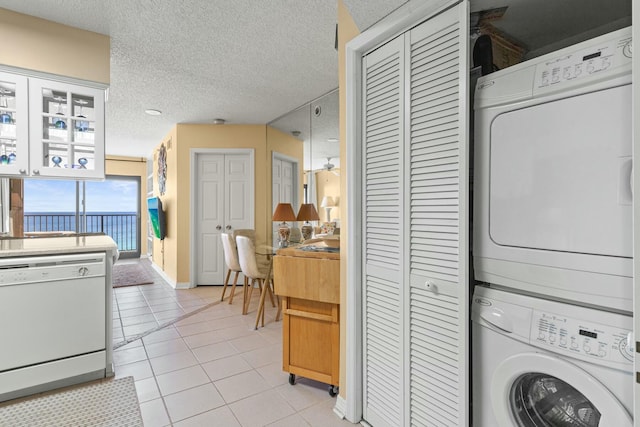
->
[472,286,633,426]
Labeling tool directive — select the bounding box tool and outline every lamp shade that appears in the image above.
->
[320,196,336,208]
[272,203,297,221]
[296,203,320,221]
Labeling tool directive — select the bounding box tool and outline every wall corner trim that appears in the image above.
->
[333,396,348,420]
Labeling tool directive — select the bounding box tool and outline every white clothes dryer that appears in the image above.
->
[472,286,633,427]
[473,27,633,313]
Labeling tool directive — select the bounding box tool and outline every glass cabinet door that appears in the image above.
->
[29,78,105,179]
[0,72,28,176]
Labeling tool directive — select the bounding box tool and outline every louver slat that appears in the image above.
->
[363,35,404,427]
[409,7,464,426]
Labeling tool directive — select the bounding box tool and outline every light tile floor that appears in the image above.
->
[112,259,354,427]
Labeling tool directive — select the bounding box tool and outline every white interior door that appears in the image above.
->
[361,32,406,427]
[196,153,225,285]
[272,156,296,242]
[224,154,253,233]
[273,158,283,209]
[406,6,469,425]
[195,151,253,285]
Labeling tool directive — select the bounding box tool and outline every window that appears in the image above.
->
[17,175,140,257]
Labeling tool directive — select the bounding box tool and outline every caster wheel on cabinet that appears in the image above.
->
[329,385,338,397]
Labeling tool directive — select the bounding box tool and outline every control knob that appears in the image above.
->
[619,333,633,362]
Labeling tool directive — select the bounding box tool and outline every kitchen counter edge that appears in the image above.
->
[0,235,118,257]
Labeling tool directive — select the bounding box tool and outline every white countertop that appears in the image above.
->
[0,235,118,258]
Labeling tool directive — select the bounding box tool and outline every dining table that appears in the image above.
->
[253,243,289,329]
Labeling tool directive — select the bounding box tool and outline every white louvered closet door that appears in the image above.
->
[361,1,469,426]
[407,4,468,426]
[362,34,405,427]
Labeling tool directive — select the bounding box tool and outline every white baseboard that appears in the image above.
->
[333,396,347,420]
[174,282,192,290]
[150,262,177,288]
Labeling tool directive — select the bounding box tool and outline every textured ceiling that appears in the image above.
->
[0,0,631,162]
[342,0,408,32]
[0,0,345,158]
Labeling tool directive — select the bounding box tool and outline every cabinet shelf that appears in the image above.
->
[41,138,96,146]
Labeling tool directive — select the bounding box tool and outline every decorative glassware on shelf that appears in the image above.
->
[0,88,12,124]
[74,99,89,132]
[51,155,62,167]
[78,157,88,169]
[0,147,16,165]
[53,96,67,129]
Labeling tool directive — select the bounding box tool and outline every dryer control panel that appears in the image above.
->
[531,310,633,364]
[534,32,632,89]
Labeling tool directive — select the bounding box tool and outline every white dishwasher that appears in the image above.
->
[0,252,109,402]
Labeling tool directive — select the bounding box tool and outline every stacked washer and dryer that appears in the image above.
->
[472,27,634,426]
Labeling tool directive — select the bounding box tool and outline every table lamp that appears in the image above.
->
[273,203,297,247]
[320,196,336,222]
[296,203,320,241]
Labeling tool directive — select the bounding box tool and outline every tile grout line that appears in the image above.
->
[113,297,228,350]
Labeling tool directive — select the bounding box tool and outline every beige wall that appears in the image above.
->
[150,127,178,281]
[0,8,109,84]
[106,156,148,255]
[338,0,360,400]
[151,124,303,285]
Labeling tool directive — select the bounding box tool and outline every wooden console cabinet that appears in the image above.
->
[273,244,340,395]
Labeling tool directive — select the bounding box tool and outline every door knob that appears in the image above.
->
[216,225,222,230]
[226,225,232,230]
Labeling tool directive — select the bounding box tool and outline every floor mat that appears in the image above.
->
[112,262,154,288]
[0,376,143,427]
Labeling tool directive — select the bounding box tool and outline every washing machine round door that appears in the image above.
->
[491,353,632,427]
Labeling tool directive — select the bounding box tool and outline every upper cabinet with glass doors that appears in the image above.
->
[0,70,105,180]
[29,77,105,179]
[0,72,29,176]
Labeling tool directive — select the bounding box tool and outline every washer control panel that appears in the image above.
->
[531,310,632,364]
[534,32,631,88]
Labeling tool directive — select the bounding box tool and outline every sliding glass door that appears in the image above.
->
[21,175,141,258]
[85,175,141,258]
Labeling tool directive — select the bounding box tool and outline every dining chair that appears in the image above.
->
[232,228,256,244]
[235,235,279,321]
[220,233,244,306]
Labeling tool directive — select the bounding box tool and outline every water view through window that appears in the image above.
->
[23,176,140,255]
